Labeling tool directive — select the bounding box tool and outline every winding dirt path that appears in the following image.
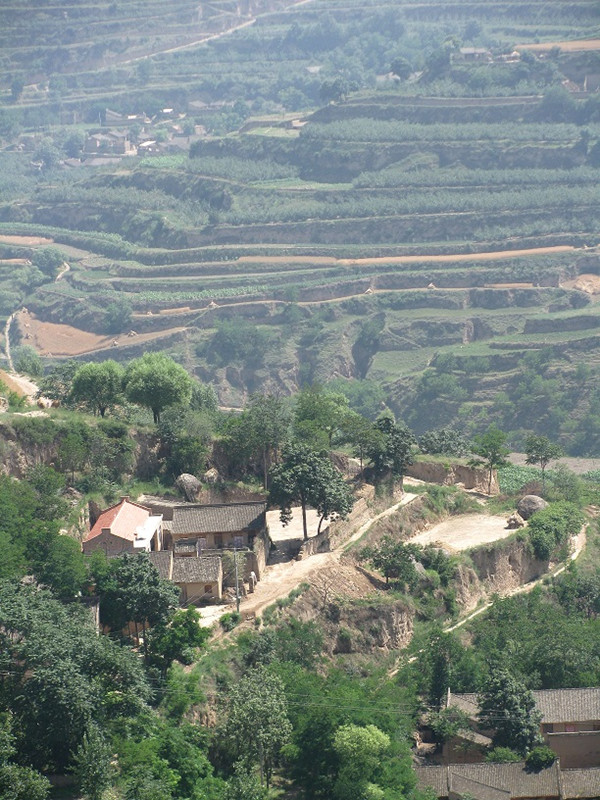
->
[198,494,417,627]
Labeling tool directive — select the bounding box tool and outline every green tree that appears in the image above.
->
[390,56,412,79]
[0,715,50,800]
[104,296,133,334]
[221,667,292,787]
[361,535,421,588]
[36,360,79,405]
[93,553,180,658]
[333,724,390,800]
[124,353,193,423]
[469,425,510,494]
[0,581,150,773]
[478,667,542,756]
[35,534,87,599]
[13,345,43,378]
[72,724,112,800]
[524,434,563,490]
[70,360,125,417]
[364,416,415,492]
[226,761,268,800]
[31,247,65,277]
[150,607,210,673]
[269,442,353,540]
[58,428,89,483]
[294,385,349,449]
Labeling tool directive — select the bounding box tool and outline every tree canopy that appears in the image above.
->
[70,360,125,418]
[123,353,193,423]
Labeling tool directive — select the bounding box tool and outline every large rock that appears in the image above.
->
[517,494,548,520]
[176,473,201,501]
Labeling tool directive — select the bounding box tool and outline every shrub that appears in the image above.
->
[528,502,584,560]
[526,745,556,770]
[220,612,242,632]
[485,747,521,763]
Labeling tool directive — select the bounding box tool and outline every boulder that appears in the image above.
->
[506,512,525,529]
[517,495,548,520]
[176,473,201,501]
[203,467,220,484]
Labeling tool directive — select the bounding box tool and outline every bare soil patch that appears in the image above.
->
[0,369,36,398]
[17,311,186,357]
[0,235,53,246]
[410,513,512,552]
[339,245,575,267]
[510,451,600,476]
[566,274,600,295]
[516,39,600,53]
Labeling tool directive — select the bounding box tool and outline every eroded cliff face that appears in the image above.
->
[406,461,498,494]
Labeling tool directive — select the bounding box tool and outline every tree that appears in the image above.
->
[36,360,79,405]
[226,761,268,800]
[340,411,382,473]
[10,78,24,102]
[361,535,421,588]
[0,716,50,800]
[35,534,87,599]
[332,724,390,800]
[0,581,150,773]
[124,353,193,423]
[72,724,112,800]
[364,416,415,492]
[469,425,510,494]
[13,345,43,378]
[269,442,353,540]
[524,434,563,490]
[92,553,180,658]
[390,56,412,80]
[221,667,292,787]
[224,394,291,487]
[478,667,542,756]
[31,247,65,277]
[294,385,349,449]
[70,361,125,418]
[104,296,132,334]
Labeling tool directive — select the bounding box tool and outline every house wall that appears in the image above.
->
[177,580,221,604]
[546,730,600,768]
[250,527,271,579]
[83,530,134,557]
[171,530,250,548]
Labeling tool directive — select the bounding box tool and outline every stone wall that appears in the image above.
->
[297,494,373,558]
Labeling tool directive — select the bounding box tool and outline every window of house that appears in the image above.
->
[204,585,212,594]
[565,724,576,732]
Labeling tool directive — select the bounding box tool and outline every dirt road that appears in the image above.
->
[199,495,417,627]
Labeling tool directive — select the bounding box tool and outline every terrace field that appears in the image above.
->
[1,0,600,451]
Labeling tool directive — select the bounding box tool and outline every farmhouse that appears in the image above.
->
[149,550,223,604]
[82,497,163,556]
[443,689,600,768]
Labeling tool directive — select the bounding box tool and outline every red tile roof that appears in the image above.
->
[84,498,151,543]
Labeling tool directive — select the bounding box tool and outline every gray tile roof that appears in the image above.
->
[562,767,600,798]
[171,502,266,536]
[148,550,173,580]
[414,767,447,796]
[172,556,221,584]
[415,762,562,799]
[534,688,600,725]
[449,688,600,725]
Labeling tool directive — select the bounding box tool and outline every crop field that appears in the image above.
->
[1,0,600,449]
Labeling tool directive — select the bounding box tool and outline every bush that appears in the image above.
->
[220,612,242,632]
[528,502,584,560]
[486,747,521,763]
[525,745,556,770]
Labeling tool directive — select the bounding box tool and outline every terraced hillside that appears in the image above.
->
[1,0,600,451]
